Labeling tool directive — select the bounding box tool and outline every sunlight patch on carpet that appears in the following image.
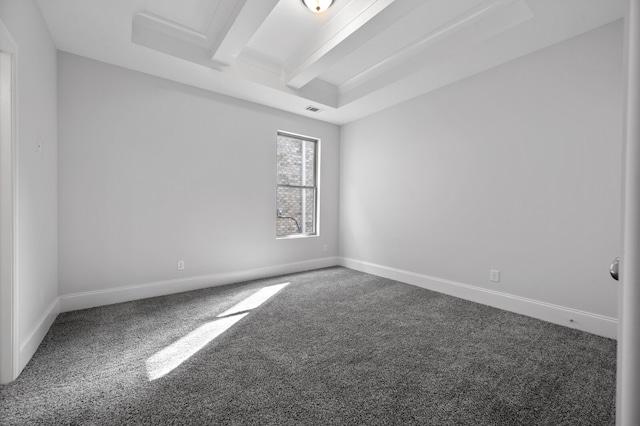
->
[146,314,248,381]
[146,282,289,381]
[217,282,289,318]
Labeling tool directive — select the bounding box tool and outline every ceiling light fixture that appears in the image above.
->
[302,0,333,14]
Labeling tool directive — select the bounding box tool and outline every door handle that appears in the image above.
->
[610,257,619,281]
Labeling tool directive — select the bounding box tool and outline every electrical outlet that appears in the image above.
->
[490,270,500,282]
[323,244,328,252]
[177,260,185,271]
[277,209,283,217]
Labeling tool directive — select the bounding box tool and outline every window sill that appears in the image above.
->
[276,233,318,240]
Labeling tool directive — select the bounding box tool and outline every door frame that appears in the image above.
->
[0,18,18,384]
[617,0,640,423]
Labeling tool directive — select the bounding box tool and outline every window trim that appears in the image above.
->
[275,130,320,239]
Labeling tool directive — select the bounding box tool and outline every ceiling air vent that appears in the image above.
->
[305,105,322,113]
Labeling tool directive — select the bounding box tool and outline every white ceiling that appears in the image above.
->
[36,0,624,125]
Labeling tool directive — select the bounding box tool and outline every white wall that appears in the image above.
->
[0,0,59,374]
[339,21,623,338]
[58,52,340,309]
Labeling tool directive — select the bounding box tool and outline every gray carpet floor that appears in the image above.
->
[0,267,616,425]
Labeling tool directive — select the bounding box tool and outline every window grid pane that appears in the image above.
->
[276,187,315,236]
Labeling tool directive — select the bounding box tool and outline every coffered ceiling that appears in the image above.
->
[36,0,623,124]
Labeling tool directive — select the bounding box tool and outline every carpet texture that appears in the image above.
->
[0,267,616,425]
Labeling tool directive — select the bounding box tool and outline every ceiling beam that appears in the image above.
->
[339,0,532,96]
[284,0,424,90]
[209,0,280,66]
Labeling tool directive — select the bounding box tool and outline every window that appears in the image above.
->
[276,131,319,238]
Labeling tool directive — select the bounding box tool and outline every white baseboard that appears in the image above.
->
[60,257,339,313]
[339,257,617,340]
[18,297,60,373]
